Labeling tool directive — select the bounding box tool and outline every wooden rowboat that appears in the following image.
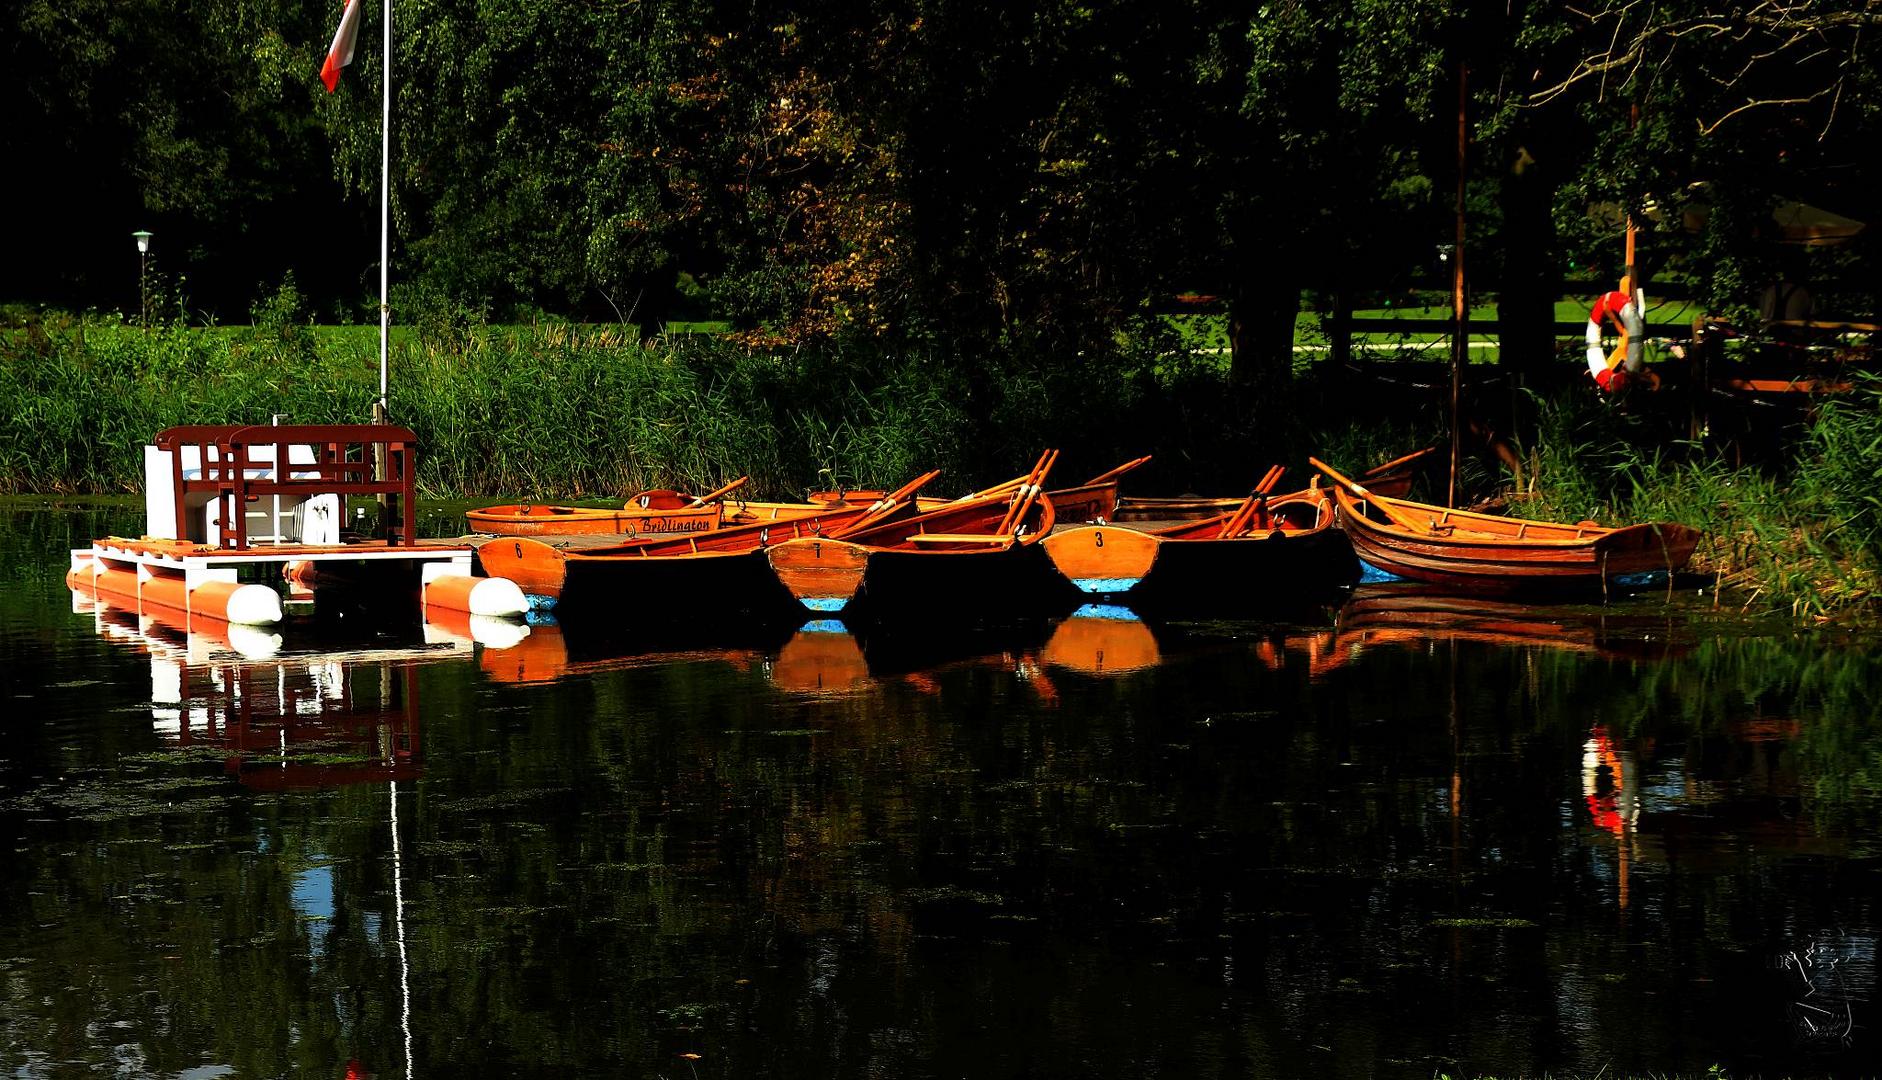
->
[1312,457,1702,593]
[469,454,1144,540]
[1113,446,1432,522]
[473,472,940,612]
[1041,455,1152,524]
[467,498,727,536]
[764,451,1061,619]
[466,496,850,537]
[466,476,863,537]
[1042,475,1358,611]
[468,475,753,536]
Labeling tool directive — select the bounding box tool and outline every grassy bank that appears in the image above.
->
[3,313,1875,617]
[0,315,1314,498]
[1516,379,1882,617]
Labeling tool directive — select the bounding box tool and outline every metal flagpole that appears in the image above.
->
[376,0,391,421]
[370,0,391,539]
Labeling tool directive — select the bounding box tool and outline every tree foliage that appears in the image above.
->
[5,0,1877,357]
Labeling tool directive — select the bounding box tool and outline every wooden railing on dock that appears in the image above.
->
[153,424,419,548]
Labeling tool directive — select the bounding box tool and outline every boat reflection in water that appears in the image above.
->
[481,603,1173,699]
[1037,604,1161,676]
[1292,582,1696,678]
[72,583,452,791]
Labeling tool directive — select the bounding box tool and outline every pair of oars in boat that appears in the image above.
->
[947,449,1058,505]
[997,449,1060,536]
[947,450,1147,510]
[832,469,945,535]
[1308,456,1435,532]
[1216,464,1287,538]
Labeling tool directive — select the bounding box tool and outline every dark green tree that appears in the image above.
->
[4,0,362,314]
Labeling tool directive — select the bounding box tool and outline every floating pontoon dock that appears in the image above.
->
[67,424,526,628]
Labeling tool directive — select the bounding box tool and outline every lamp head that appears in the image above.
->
[133,230,153,254]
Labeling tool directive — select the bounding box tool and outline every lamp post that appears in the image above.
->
[132,231,153,329]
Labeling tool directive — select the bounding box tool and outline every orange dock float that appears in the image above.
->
[69,424,527,630]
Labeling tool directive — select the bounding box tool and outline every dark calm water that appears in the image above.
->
[1,501,1877,1078]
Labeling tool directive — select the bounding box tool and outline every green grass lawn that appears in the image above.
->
[1163,296,1704,358]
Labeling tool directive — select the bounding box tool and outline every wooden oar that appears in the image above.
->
[997,449,1058,536]
[687,475,750,506]
[834,469,942,536]
[1218,464,1286,539]
[1079,454,1153,486]
[1308,456,1431,532]
[1363,445,1438,478]
[956,465,1038,503]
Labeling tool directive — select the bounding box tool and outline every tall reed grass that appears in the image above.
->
[1517,378,1881,617]
[0,315,991,499]
[6,309,1875,618]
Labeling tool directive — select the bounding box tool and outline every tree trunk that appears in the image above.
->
[1328,288,1352,371]
[1227,274,1299,406]
[1495,141,1558,374]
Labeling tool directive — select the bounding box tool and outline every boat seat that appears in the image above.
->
[907,533,1012,545]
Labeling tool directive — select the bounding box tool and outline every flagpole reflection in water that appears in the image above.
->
[391,777,413,1080]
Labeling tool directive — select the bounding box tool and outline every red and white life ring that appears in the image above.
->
[1585,287,1645,391]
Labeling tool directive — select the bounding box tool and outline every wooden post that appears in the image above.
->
[372,398,390,540]
[1625,104,1639,292]
[1330,288,1352,371]
[1448,64,1468,510]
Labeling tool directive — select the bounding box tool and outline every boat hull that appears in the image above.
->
[468,503,723,537]
[1045,479,1122,525]
[1331,487,1702,593]
[1043,524,1357,611]
[467,499,837,538]
[475,518,861,625]
[765,528,1064,622]
[1043,490,1359,612]
[851,542,1064,622]
[765,537,872,613]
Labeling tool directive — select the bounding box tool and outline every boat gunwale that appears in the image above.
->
[1331,486,1623,550]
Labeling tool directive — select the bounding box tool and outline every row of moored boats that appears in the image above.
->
[464,448,1704,623]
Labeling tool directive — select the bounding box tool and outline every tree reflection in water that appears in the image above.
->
[2,526,1878,1078]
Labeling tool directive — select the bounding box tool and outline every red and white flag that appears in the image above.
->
[320,0,362,92]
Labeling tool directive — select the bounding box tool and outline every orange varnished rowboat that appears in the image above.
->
[764,451,1061,619]
[1114,447,1432,522]
[469,456,1145,539]
[468,502,715,536]
[1042,470,1358,610]
[1312,458,1702,593]
[467,475,751,536]
[466,476,872,537]
[473,472,941,613]
[1039,455,1152,524]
